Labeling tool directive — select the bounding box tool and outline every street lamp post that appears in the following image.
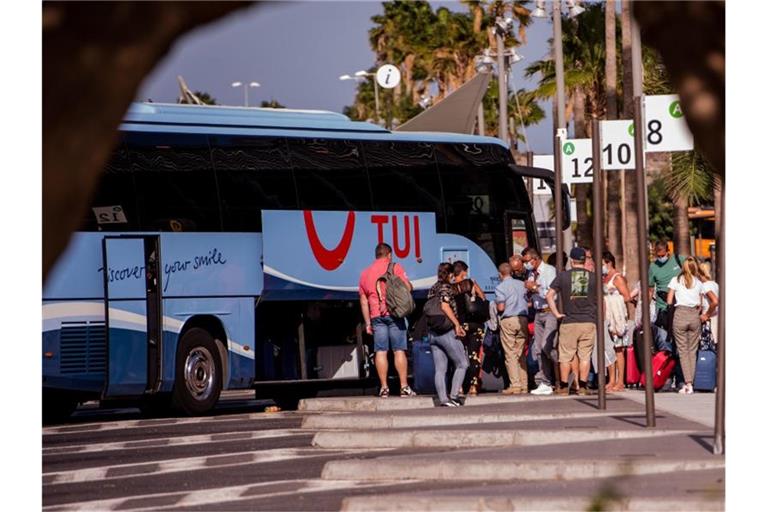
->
[231,81,260,107]
[475,45,522,145]
[495,21,509,145]
[533,0,579,274]
[355,71,380,122]
[340,72,380,123]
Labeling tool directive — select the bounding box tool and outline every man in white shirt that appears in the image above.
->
[522,247,558,395]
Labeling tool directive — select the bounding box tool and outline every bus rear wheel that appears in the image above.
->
[172,328,222,415]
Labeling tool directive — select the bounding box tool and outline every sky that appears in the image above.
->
[137,0,557,153]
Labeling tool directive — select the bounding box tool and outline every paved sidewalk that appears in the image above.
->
[297,393,724,511]
[621,389,716,428]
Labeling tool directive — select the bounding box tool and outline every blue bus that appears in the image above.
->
[42,102,566,419]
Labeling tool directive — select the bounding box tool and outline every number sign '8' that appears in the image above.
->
[643,94,694,152]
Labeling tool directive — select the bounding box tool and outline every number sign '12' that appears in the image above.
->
[559,138,593,184]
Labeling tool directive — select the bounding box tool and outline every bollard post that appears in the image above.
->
[553,130,565,272]
[592,119,606,410]
[713,175,725,454]
[633,96,656,428]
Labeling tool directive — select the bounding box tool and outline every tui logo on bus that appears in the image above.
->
[303,210,356,271]
[303,211,423,270]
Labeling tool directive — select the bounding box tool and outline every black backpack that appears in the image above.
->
[423,295,454,334]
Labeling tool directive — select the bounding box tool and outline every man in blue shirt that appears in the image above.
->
[494,262,530,395]
[522,247,558,395]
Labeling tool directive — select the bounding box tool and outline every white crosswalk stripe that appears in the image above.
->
[43,411,299,435]
[43,447,387,485]
[43,428,310,455]
[43,478,404,511]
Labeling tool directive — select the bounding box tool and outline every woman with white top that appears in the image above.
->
[697,261,720,344]
[602,251,632,392]
[666,257,718,394]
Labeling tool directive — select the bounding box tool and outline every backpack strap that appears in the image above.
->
[376,261,396,316]
[674,253,682,267]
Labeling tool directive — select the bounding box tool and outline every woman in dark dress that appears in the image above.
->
[451,260,488,396]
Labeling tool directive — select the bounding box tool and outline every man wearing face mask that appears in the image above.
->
[521,247,558,395]
[649,240,683,337]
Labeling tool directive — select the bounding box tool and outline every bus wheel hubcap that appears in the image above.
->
[184,347,215,401]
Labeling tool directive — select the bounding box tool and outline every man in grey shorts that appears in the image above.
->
[522,247,558,395]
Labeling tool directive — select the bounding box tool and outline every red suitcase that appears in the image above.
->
[640,350,676,391]
[625,345,641,385]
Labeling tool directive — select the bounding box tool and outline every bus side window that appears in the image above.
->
[127,132,222,232]
[212,136,298,232]
[365,142,442,215]
[435,143,504,262]
[288,138,372,211]
[81,142,139,232]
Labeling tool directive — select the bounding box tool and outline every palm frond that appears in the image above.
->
[664,151,716,205]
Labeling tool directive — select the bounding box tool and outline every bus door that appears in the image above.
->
[505,211,538,255]
[101,236,163,398]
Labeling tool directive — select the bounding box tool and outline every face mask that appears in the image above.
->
[524,262,534,271]
[657,256,668,264]
[602,265,609,275]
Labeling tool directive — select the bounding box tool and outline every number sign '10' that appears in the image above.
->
[600,120,635,170]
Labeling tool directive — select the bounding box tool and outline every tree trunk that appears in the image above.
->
[43,1,249,280]
[621,0,640,288]
[573,86,592,247]
[673,196,691,256]
[604,0,623,266]
[633,1,724,179]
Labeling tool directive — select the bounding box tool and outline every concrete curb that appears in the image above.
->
[312,428,698,449]
[298,395,569,412]
[340,495,725,511]
[322,458,725,482]
[302,411,608,429]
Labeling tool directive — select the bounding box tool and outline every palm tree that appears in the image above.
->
[349,1,535,130]
[620,0,639,287]
[525,3,607,246]
[604,0,621,267]
[664,150,716,256]
[260,99,285,108]
[509,88,545,150]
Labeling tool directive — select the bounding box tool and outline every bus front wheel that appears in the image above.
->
[172,328,222,415]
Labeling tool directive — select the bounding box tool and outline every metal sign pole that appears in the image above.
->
[713,175,725,454]
[553,130,565,272]
[592,119,606,410]
[633,96,656,428]
[526,151,534,203]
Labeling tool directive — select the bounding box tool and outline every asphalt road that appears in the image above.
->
[42,392,451,511]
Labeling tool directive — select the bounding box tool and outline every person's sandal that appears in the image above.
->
[468,385,478,396]
[379,387,390,398]
[400,385,416,397]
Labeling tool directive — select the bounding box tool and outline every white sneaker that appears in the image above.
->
[530,383,554,396]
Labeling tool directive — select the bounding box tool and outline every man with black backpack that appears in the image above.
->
[359,243,415,398]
